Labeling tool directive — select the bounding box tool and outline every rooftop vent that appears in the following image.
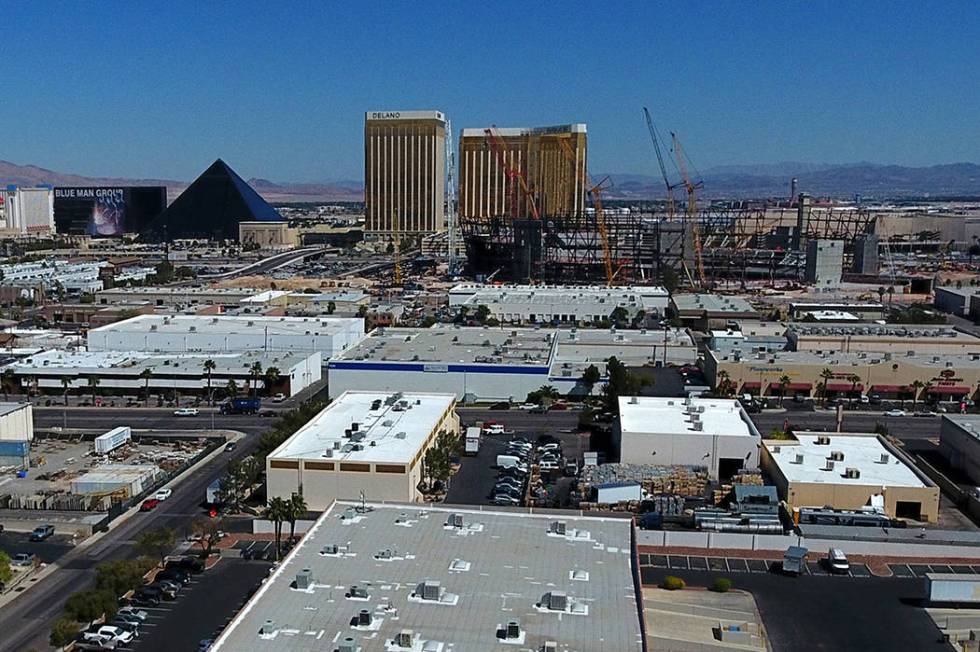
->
[793,453,804,464]
[394,630,414,649]
[376,549,392,560]
[542,643,559,652]
[295,568,313,590]
[447,513,463,528]
[504,620,521,640]
[823,460,835,472]
[321,544,338,555]
[543,591,567,611]
[258,619,276,639]
[550,521,567,536]
[815,436,831,445]
[421,580,441,601]
[829,451,844,462]
[844,467,860,479]
[357,609,372,626]
[349,585,368,599]
[878,453,890,464]
[338,637,356,652]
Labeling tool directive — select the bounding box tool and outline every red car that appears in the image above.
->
[140,498,161,512]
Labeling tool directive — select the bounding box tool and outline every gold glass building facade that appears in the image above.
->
[364,110,446,236]
[458,124,587,220]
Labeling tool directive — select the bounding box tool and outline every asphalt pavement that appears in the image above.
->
[0,414,271,652]
[749,410,941,441]
[32,407,272,435]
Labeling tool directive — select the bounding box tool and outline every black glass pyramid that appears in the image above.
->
[144,159,284,240]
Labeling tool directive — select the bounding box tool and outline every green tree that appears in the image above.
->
[203,359,216,406]
[602,356,648,413]
[249,361,264,397]
[139,368,153,407]
[777,374,791,407]
[819,368,834,407]
[264,367,281,395]
[135,527,176,566]
[87,375,100,405]
[266,497,290,561]
[326,301,336,315]
[50,617,80,648]
[1,368,15,401]
[225,378,239,398]
[474,304,491,323]
[910,379,925,412]
[0,550,12,586]
[95,558,155,596]
[64,588,118,622]
[286,492,308,543]
[190,516,224,558]
[526,385,561,405]
[609,306,629,326]
[715,370,734,397]
[581,364,601,388]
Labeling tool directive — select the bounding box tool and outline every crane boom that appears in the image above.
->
[484,127,540,220]
[671,132,707,287]
[642,107,676,218]
[557,136,614,286]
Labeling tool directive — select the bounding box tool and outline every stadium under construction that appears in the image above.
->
[461,200,878,286]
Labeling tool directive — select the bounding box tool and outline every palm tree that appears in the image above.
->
[203,359,216,406]
[264,367,281,396]
[887,286,895,305]
[910,379,925,412]
[87,375,100,406]
[877,286,886,304]
[848,374,861,400]
[138,368,153,407]
[716,370,732,397]
[225,379,239,398]
[1,368,14,400]
[286,492,307,543]
[265,497,289,561]
[819,368,834,407]
[248,362,264,397]
[777,375,791,407]
[60,376,72,406]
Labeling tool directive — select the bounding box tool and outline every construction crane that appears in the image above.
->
[557,136,615,286]
[642,107,677,219]
[392,207,402,286]
[445,118,459,277]
[484,127,540,220]
[671,131,707,287]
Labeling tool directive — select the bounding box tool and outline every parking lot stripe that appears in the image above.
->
[909,564,932,577]
[688,557,707,571]
[668,555,689,570]
[727,558,749,573]
[888,564,913,577]
[951,565,974,574]
[707,557,727,572]
[650,555,669,568]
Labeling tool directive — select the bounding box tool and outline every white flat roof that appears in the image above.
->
[766,433,926,488]
[618,397,755,438]
[269,391,455,464]
[89,314,361,337]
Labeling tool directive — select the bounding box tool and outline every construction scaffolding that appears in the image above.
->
[461,203,878,286]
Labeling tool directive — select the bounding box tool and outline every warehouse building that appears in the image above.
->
[707,321,788,354]
[210,502,642,652]
[328,324,697,402]
[935,286,980,320]
[614,396,761,480]
[706,347,980,403]
[938,415,980,486]
[670,293,758,330]
[448,283,669,324]
[0,403,34,467]
[71,464,163,499]
[787,323,980,355]
[761,432,939,522]
[87,314,363,358]
[266,391,458,510]
[5,349,321,398]
[788,301,886,322]
[95,286,278,308]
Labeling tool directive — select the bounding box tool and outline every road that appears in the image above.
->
[749,410,941,444]
[198,246,329,280]
[0,412,272,652]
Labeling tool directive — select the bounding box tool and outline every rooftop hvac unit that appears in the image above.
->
[321,544,338,555]
[545,591,567,611]
[358,609,372,626]
[542,643,558,652]
[815,436,831,445]
[324,449,333,458]
[395,630,414,648]
[295,568,313,590]
[793,454,804,464]
[338,637,356,652]
[823,460,835,472]
[333,441,341,450]
[351,432,365,443]
[421,580,441,601]
[844,467,860,479]
[878,453,890,464]
[351,422,359,432]
[629,396,638,404]
[550,521,567,535]
[829,451,844,461]
[691,422,703,431]
[349,585,368,599]
[395,432,407,439]
[505,621,521,640]
[772,446,781,453]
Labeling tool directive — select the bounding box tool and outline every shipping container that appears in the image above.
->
[0,440,30,456]
[94,426,132,454]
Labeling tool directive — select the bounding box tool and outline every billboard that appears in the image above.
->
[53,187,166,236]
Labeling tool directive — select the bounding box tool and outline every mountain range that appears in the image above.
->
[2,159,979,203]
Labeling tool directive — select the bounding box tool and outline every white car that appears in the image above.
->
[84,626,134,645]
[884,409,906,417]
[518,403,537,410]
[272,393,286,403]
[154,488,173,501]
[484,424,506,435]
[174,408,199,416]
[117,607,148,622]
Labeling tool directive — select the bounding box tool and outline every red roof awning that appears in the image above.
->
[826,383,864,392]
[871,384,911,393]
[741,381,762,389]
[928,385,971,395]
[769,382,812,391]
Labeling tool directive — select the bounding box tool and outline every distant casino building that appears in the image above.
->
[458,123,587,220]
[53,187,167,236]
[364,110,447,238]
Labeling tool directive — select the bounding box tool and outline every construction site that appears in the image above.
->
[457,111,937,289]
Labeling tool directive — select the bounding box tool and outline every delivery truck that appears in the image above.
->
[464,427,482,455]
[220,397,261,415]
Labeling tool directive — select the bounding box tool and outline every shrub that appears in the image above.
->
[95,558,154,596]
[49,617,79,648]
[710,577,732,593]
[660,575,686,590]
[64,588,118,623]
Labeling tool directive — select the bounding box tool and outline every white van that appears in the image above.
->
[496,455,523,470]
[827,548,849,574]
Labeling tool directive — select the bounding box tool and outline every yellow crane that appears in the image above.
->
[671,132,707,287]
[557,136,614,286]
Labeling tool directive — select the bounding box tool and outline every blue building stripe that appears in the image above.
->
[328,361,549,375]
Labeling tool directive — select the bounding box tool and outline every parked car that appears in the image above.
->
[529,405,548,414]
[11,552,37,567]
[154,488,173,501]
[152,579,180,599]
[84,625,134,646]
[29,524,54,541]
[140,498,161,512]
[117,606,148,622]
[826,548,850,574]
[109,620,140,637]
[174,407,199,416]
[132,587,161,606]
[489,402,511,410]
[271,393,286,403]
[157,568,191,585]
[518,403,538,410]
[884,409,906,417]
[198,639,214,651]
[224,441,238,452]
[113,612,145,627]
[166,556,205,574]
[484,424,507,435]
[493,495,521,506]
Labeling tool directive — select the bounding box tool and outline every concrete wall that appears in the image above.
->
[619,431,759,479]
[328,364,546,402]
[0,404,33,441]
[940,418,980,486]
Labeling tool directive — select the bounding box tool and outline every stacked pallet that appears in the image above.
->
[711,472,765,506]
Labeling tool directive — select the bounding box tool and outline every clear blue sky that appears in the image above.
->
[2,1,978,182]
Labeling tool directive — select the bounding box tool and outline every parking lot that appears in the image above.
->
[126,558,270,651]
[641,553,873,578]
[0,531,75,565]
[888,562,980,578]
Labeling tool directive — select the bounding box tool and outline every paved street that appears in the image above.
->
[749,410,941,442]
[32,406,272,435]
[0,412,272,652]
